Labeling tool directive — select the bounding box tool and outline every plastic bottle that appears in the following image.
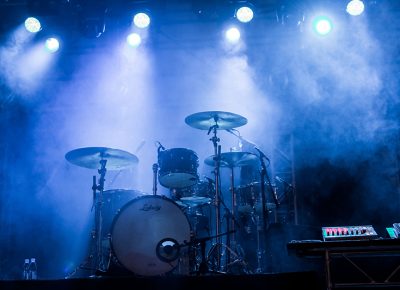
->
[28,258,38,280]
[23,258,30,280]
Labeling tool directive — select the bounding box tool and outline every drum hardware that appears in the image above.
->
[185,111,248,272]
[207,236,251,274]
[205,151,257,269]
[224,129,279,273]
[64,147,139,277]
[252,146,281,273]
[190,230,235,276]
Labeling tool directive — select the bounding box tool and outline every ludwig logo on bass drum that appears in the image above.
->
[140,203,161,211]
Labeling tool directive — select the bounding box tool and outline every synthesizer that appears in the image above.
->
[321,225,378,241]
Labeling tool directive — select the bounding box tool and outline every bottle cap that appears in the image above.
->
[30,258,36,262]
[25,258,29,263]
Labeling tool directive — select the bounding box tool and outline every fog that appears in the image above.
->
[0,0,399,279]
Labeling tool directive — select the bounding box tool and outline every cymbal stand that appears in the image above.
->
[208,122,222,271]
[225,165,243,269]
[191,230,233,276]
[85,159,108,275]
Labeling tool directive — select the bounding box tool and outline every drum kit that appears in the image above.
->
[65,111,278,278]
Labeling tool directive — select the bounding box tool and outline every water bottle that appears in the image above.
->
[28,258,38,280]
[23,258,30,280]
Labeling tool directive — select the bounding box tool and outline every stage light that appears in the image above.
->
[346,0,365,16]
[236,6,254,23]
[133,12,150,28]
[127,33,141,47]
[45,37,59,53]
[24,17,41,33]
[312,16,332,36]
[225,27,241,43]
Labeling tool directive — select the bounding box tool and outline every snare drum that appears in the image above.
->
[158,148,199,189]
[110,195,191,276]
[176,180,214,207]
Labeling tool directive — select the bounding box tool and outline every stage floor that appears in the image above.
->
[0,272,324,290]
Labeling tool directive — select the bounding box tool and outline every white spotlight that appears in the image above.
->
[225,27,241,43]
[127,33,142,47]
[236,6,254,23]
[24,17,41,33]
[312,16,333,36]
[45,38,60,53]
[346,0,365,16]
[133,12,151,28]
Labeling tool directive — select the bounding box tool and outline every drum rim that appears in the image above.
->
[158,172,200,188]
[158,147,199,154]
[102,188,147,195]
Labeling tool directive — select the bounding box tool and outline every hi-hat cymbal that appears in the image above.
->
[65,147,139,170]
[185,111,247,130]
[204,151,259,168]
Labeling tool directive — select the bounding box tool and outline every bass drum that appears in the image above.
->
[110,195,191,276]
[102,189,145,236]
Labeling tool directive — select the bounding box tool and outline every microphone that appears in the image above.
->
[156,238,180,263]
[156,141,165,154]
[254,146,270,162]
[157,142,165,150]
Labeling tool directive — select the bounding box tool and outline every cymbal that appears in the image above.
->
[204,151,259,168]
[184,111,247,130]
[65,147,139,170]
[179,196,212,207]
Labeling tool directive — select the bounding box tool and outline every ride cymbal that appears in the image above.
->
[184,111,247,130]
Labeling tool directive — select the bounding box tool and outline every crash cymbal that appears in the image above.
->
[184,111,247,130]
[204,151,259,168]
[65,147,139,170]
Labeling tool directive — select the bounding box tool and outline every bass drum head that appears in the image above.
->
[110,195,191,276]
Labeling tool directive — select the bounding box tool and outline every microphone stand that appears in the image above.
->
[257,152,269,233]
[152,163,158,195]
[254,147,281,273]
[254,149,270,273]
